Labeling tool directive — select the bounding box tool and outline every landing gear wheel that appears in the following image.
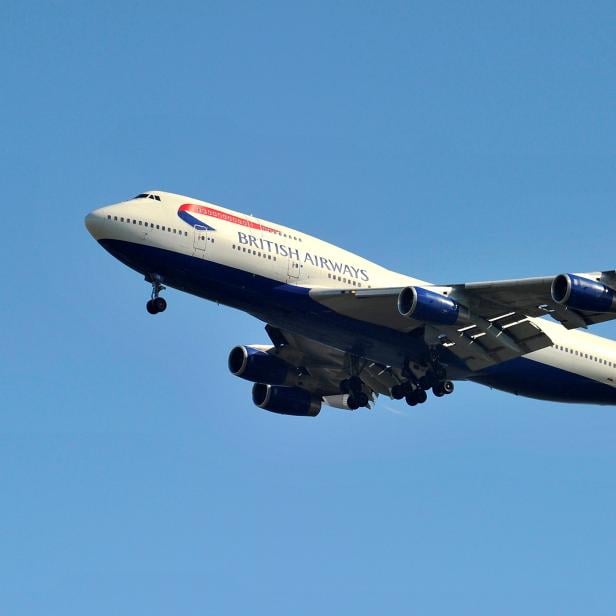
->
[146,275,167,315]
[391,384,405,400]
[405,393,418,407]
[355,392,369,407]
[347,391,369,409]
[442,380,454,395]
[405,389,428,406]
[146,299,157,314]
[153,297,167,313]
[347,396,360,410]
[432,383,445,397]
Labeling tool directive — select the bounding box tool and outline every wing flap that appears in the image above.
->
[265,325,394,399]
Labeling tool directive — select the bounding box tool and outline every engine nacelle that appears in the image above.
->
[397,286,461,325]
[252,384,321,417]
[228,346,290,385]
[323,394,356,411]
[551,274,616,313]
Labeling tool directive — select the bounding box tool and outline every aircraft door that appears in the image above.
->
[287,257,300,280]
[193,225,208,256]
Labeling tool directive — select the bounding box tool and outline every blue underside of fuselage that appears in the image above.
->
[99,239,616,406]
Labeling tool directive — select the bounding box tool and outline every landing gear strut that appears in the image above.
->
[146,277,167,315]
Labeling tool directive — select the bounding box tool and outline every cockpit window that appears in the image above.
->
[134,193,161,201]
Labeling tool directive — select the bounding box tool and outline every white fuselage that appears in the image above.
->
[85,190,616,404]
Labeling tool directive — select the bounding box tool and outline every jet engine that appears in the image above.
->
[228,345,290,385]
[397,286,461,325]
[252,383,321,417]
[551,274,616,313]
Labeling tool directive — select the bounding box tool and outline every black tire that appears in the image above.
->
[432,384,445,397]
[405,393,418,407]
[442,380,454,395]
[347,395,360,410]
[356,392,369,407]
[391,384,404,400]
[146,299,158,314]
[416,389,427,404]
[153,297,167,312]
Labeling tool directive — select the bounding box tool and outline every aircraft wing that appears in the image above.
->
[309,270,616,371]
[264,325,403,406]
[446,272,616,329]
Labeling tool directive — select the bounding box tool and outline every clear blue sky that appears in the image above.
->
[2,1,616,614]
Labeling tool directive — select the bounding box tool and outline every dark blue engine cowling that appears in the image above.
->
[228,346,290,385]
[397,286,460,325]
[252,383,321,417]
[551,274,616,313]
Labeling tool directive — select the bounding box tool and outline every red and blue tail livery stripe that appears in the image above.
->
[177,204,280,234]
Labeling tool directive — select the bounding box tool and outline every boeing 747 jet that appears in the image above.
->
[85,191,616,416]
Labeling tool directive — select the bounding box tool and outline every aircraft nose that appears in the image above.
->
[84,208,106,239]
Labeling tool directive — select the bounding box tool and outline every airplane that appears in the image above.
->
[85,190,616,416]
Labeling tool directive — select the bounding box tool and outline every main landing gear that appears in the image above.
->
[390,375,455,407]
[340,376,370,410]
[146,277,167,315]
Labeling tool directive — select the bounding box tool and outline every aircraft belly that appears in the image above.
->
[471,357,616,405]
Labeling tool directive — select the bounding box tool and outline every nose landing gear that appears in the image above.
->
[146,277,167,314]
